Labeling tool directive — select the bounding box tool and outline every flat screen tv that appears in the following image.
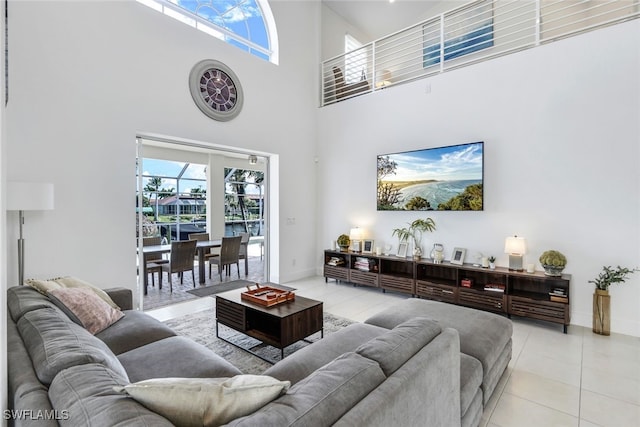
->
[377,141,484,211]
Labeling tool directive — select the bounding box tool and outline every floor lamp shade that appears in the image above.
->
[7,182,55,211]
[7,182,55,285]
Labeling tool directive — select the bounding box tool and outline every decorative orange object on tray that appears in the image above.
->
[241,283,295,307]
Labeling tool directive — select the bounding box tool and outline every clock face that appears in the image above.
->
[199,68,237,112]
[189,60,243,121]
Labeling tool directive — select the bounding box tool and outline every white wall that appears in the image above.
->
[321,3,371,61]
[317,20,640,336]
[3,0,320,292]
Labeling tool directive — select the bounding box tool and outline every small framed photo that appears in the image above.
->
[362,239,374,254]
[397,242,408,258]
[451,247,466,265]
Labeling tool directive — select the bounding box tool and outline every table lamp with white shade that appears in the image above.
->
[350,227,364,252]
[7,182,55,285]
[504,235,526,271]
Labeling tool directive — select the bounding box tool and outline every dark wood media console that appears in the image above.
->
[324,250,571,333]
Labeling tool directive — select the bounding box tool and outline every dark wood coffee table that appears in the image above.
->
[215,288,323,362]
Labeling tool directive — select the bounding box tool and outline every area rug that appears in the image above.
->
[186,280,296,298]
[185,280,254,297]
[163,308,355,373]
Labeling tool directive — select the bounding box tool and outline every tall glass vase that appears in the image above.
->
[592,289,610,335]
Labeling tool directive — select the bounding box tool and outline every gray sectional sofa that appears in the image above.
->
[7,285,511,426]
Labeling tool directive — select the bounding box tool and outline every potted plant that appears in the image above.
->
[336,234,350,252]
[392,218,436,259]
[589,265,638,335]
[488,256,496,270]
[539,250,567,276]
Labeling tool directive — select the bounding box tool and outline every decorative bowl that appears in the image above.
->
[542,265,564,276]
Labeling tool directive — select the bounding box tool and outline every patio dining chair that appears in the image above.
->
[237,232,250,276]
[160,240,197,292]
[189,231,210,257]
[208,235,242,280]
[188,232,209,242]
[143,236,168,291]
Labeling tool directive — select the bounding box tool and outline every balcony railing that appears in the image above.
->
[322,0,639,106]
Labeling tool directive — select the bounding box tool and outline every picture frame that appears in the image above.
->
[362,239,374,254]
[451,247,466,265]
[397,242,408,258]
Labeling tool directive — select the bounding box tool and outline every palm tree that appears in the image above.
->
[144,177,163,221]
[225,168,264,233]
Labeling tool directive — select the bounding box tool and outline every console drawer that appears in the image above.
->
[380,275,414,294]
[509,296,569,323]
[416,280,457,303]
[216,298,245,331]
[459,288,505,313]
[350,270,378,287]
[324,265,349,281]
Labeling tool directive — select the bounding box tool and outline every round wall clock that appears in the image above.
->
[189,59,244,122]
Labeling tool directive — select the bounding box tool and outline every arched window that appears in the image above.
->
[138,0,279,64]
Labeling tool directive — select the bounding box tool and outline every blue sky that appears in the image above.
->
[141,158,263,195]
[141,159,207,193]
[383,142,484,182]
[176,0,269,55]
[137,0,270,60]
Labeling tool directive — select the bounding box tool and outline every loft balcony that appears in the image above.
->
[321,0,639,106]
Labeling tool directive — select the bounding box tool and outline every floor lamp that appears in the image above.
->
[7,182,55,285]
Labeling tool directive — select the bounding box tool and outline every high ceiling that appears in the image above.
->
[322,0,461,41]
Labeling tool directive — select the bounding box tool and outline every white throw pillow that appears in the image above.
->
[114,375,290,427]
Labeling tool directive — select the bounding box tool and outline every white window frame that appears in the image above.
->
[344,33,367,84]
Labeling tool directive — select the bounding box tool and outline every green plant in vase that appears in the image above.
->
[589,265,638,335]
[392,218,436,259]
[336,234,350,252]
[539,250,567,276]
[488,256,496,270]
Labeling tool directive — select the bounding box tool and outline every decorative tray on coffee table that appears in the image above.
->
[241,284,295,307]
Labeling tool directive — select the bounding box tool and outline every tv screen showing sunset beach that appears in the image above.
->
[377,142,484,211]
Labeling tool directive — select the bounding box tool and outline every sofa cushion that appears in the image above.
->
[227,352,386,427]
[49,363,172,426]
[95,310,176,355]
[334,329,461,427]
[17,308,128,385]
[355,317,442,376]
[25,276,120,309]
[7,313,55,421]
[104,287,133,311]
[460,353,483,417]
[118,336,242,382]
[48,287,124,334]
[264,322,388,385]
[364,298,512,393]
[7,286,60,323]
[115,375,290,427]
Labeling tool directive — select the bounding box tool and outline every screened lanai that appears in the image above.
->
[136,139,268,310]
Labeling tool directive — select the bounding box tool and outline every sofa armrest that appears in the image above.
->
[105,287,133,310]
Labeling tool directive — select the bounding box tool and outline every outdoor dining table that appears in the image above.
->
[142,239,223,285]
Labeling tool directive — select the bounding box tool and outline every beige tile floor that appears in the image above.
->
[147,276,640,427]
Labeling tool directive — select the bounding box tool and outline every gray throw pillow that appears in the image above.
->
[356,317,442,376]
[227,352,386,426]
